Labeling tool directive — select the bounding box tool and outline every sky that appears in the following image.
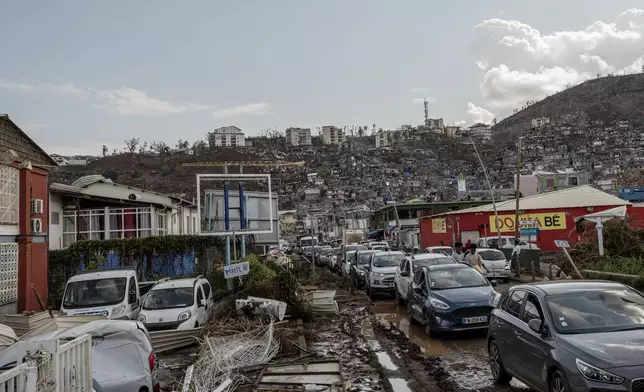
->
[1,1,643,156]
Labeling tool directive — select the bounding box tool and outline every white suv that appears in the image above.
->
[365,251,405,300]
[394,253,457,305]
[139,276,213,331]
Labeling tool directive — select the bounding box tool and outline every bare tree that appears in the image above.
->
[191,140,207,155]
[357,126,364,138]
[101,145,108,157]
[139,141,148,154]
[176,139,189,149]
[150,141,170,155]
[125,138,140,153]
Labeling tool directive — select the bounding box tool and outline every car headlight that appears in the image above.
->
[178,310,192,321]
[575,359,624,384]
[111,304,125,317]
[138,314,146,323]
[490,293,501,306]
[358,270,365,276]
[429,298,450,310]
[373,272,385,278]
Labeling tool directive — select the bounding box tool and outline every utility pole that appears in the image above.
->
[513,137,523,278]
[468,134,501,241]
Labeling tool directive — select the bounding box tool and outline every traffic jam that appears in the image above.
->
[303,240,644,392]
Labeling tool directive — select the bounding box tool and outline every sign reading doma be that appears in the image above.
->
[489,212,566,232]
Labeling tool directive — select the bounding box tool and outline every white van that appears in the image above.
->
[476,236,540,251]
[60,269,141,320]
[138,276,213,331]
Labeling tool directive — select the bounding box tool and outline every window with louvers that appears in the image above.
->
[0,243,18,305]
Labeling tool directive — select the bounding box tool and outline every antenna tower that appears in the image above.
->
[424,98,429,127]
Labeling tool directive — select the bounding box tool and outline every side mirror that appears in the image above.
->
[400,271,410,277]
[528,319,547,335]
[490,279,499,287]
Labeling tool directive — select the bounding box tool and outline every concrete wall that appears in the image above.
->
[49,192,63,250]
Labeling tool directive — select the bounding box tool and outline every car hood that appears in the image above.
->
[372,266,398,274]
[432,286,495,305]
[559,330,644,368]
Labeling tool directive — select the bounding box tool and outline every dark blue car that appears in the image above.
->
[407,264,500,336]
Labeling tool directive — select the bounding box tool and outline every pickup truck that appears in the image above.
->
[394,253,457,305]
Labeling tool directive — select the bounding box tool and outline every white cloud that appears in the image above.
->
[0,78,209,116]
[412,97,437,104]
[92,87,209,116]
[454,120,467,126]
[467,102,495,124]
[409,87,428,93]
[471,8,644,116]
[212,103,272,118]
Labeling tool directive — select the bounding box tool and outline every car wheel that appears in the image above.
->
[550,370,569,392]
[488,340,512,384]
[423,314,432,337]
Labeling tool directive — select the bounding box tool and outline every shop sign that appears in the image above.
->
[432,218,447,233]
[489,212,566,232]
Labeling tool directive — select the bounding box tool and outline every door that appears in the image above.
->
[496,290,527,377]
[202,281,213,308]
[408,268,428,322]
[127,276,139,319]
[195,285,206,325]
[516,293,550,390]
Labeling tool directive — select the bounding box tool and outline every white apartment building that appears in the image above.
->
[375,130,390,148]
[467,123,492,140]
[531,117,550,128]
[285,127,312,146]
[211,126,245,147]
[322,126,345,145]
[444,126,461,138]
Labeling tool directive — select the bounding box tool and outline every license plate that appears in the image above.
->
[462,316,488,324]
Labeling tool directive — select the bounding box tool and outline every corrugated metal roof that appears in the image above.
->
[71,175,113,188]
[425,185,630,218]
[49,183,84,195]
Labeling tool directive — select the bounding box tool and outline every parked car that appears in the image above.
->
[341,250,358,276]
[365,251,405,300]
[423,246,454,256]
[468,248,511,282]
[476,236,540,251]
[394,253,457,305]
[339,244,367,272]
[317,247,334,267]
[350,250,379,290]
[488,280,644,392]
[368,241,388,250]
[139,276,213,331]
[407,264,500,336]
[60,269,142,320]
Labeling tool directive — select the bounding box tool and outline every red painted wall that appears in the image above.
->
[17,165,49,312]
[420,205,633,252]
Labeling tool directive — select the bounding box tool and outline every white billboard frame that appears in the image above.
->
[196,173,274,237]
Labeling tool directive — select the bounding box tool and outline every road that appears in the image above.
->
[369,282,529,391]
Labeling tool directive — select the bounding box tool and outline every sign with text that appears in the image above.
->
[490,212,566,232]
[432,218,447,233]
[224,261,250,279]
[555,240,570,248]
[520,227,539,236]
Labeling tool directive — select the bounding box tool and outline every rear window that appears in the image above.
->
[479,251,506,261]
[372,254,404,268]
[416,257,456,267]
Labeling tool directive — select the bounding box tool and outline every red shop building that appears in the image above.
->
[0,115,57,318]
[419,185,634,252]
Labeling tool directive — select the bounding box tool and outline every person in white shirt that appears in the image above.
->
[464,244,489,274]
[452,242,465,263]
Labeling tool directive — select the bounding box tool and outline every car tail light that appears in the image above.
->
[148,351,155,372]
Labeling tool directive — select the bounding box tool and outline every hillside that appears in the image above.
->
[492,73,644,142]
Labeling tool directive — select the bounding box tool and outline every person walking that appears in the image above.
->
[453,242,465,263]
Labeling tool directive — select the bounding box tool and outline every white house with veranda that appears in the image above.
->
[49,175,199,250]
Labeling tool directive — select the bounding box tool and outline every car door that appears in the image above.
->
[195,284,206,325]
[515,293,550,390]
[494,289,527,377]
[408,268,428,322]
[127,276,139,319]
[402,259,412,297]
[201,281,213,308]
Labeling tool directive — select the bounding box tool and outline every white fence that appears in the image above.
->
[53,334,92,392]
[0,334,92,392]
[0,363,37,391]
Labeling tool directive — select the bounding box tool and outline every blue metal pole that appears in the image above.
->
[224,183,232,290]
[239,183,246,258]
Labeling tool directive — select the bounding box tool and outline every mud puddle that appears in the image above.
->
[372,300,529,391]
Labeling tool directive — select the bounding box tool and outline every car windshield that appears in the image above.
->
[372,254,403,268]
[546,289,644,334]
[358,252,376,264]
[143,287,195,310]
[479,251,506,261]
[416,257,455,267]
[63,277,127,309]
[429,268,489,290]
